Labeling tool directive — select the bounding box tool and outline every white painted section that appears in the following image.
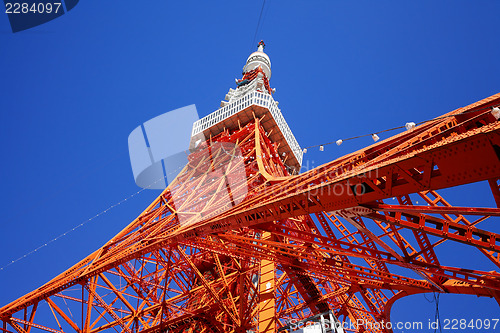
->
[191,91,303,167]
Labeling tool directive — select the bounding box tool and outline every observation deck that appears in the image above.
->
[190,90,303,173]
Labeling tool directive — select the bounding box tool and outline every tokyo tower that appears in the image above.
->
[2,41,500,333]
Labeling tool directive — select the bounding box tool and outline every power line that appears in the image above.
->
[251,0,267,51]
[434,292,442,333]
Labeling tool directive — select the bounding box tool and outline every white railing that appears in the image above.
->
[192,92,303,166]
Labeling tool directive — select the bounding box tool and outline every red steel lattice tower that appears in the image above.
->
[2,41,500,333]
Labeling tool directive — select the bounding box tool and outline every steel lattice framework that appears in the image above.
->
[2,44,500,333]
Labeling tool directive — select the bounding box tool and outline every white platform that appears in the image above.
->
[191,91,303,173]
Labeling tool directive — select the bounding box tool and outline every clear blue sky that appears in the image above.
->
[1,1,499,331]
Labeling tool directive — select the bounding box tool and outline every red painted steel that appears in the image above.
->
[1,78,500,332]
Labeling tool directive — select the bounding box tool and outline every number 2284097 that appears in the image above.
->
[5,3,62,14]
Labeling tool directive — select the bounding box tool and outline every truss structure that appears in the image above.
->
[2,44,500,333]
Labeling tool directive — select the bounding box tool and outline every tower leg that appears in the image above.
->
[258,232,276,333]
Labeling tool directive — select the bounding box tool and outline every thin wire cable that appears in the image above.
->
[3,151,127,227]
[433,292,442,333]
[299,103,499,151]
[251,0,266,51]
[0,164,184,272]
[424,292,435,303]
[255,0,271,47]
[62,296,74,320]
[207,103,499,175]
[260,0,271,36]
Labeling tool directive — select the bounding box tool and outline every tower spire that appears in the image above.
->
[243,40,271,80]
[257,39,265,52]
[191,41,303,173]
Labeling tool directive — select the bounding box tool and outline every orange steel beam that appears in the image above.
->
[9,318,61,333]
[189,126,500,240]
[416,189,500,269]
[87,275,237,333]
[366,211,500,252]
[1,93,500,333]
[46,299,81,333]
[217,229,500,291]
[370,203,500,217]
[383,279,500,333]
[8,321,27,333]
[258,232,276,333]
[176,245,240,327]
[24,304,36,333]
[84,284,132,333]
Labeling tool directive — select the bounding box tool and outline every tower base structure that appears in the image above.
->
[2,43,500,333]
